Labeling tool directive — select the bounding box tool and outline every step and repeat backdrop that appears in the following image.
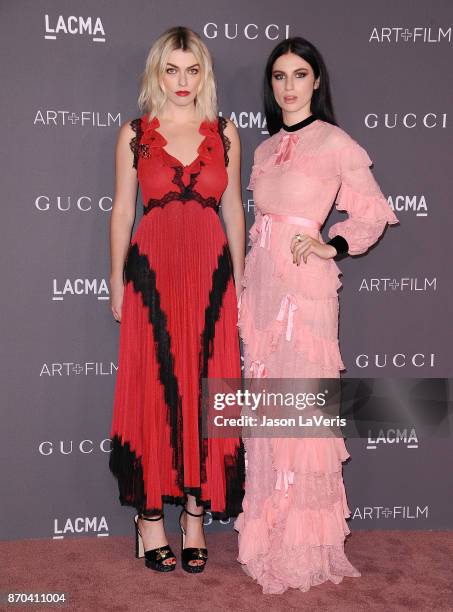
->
[1,0,452,541]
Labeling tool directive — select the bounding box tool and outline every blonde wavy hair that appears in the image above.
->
[138,26,217,121]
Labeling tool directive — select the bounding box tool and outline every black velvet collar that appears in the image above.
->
[282,114,317,132]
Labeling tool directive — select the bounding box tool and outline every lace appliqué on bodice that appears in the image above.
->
[128,115,229,214]
[129,118,143,170]
[144,166,218,214]
[217,116,231,167]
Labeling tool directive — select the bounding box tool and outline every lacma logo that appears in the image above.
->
[44,14,106,42]
[387,195,428,217]
[367,428,419,450]
[220,111,268,135]
[52,278,109,301]
[53,516,109,539]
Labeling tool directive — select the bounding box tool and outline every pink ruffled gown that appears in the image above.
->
[234,118,399,594]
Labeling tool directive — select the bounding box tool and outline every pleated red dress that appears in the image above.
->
[109,114,244,519]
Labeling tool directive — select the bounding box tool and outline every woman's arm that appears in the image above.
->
[327,140,399,255]
[109,121,138,321]
[220,119,245,300]
[291,139,399,265]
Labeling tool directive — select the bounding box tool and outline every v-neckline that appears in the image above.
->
[153,117,208,168]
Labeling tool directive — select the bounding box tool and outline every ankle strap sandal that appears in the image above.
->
[134,513,176,572]
[178,508,208,574]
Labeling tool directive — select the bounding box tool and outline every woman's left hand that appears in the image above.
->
[290,234,337,265]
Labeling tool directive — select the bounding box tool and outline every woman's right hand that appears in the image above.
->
[110,276,125,322]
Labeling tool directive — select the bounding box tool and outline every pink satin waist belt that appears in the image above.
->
[259,212,321,249]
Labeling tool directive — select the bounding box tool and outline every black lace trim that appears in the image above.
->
[109,435,146,510]
[122,244,184,489]
[217,116,231,167]
[143,166,218,214]
[129,118,143,170]
[109,434,244,519]
[196,244,245,516]
[223,440,245,517]
[109,243,245,518]
[172,164,194,192]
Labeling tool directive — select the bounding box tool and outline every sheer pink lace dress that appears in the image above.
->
[234,117,399,594]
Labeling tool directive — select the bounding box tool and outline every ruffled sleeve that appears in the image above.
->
[327,141,399,255]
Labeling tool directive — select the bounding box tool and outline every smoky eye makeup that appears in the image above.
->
[165,64,200,75]
[272,68,311,80]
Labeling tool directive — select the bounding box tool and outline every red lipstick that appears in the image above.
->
[176,90,190,97]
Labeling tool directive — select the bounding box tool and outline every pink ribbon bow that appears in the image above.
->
[250,360,267,378]
[259,214,272,249]
[277,294,298,341]
[275,469,295,497]
[274,133,299,166]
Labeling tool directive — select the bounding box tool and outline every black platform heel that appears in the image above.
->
[134,513,176,572]
[179,507,208,574]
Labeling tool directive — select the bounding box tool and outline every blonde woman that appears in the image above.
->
[108,26,245,574]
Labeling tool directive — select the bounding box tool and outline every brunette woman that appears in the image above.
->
[234,37,398,593]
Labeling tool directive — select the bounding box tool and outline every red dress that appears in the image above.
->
[109,114,244,519]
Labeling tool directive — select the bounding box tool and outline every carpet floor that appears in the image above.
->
[3,530,453,611]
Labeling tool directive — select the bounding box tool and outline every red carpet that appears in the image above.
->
[3,530,453,611]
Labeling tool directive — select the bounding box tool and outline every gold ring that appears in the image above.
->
[295,233,303,242]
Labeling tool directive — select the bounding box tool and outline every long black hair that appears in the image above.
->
[264,37,337,135]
